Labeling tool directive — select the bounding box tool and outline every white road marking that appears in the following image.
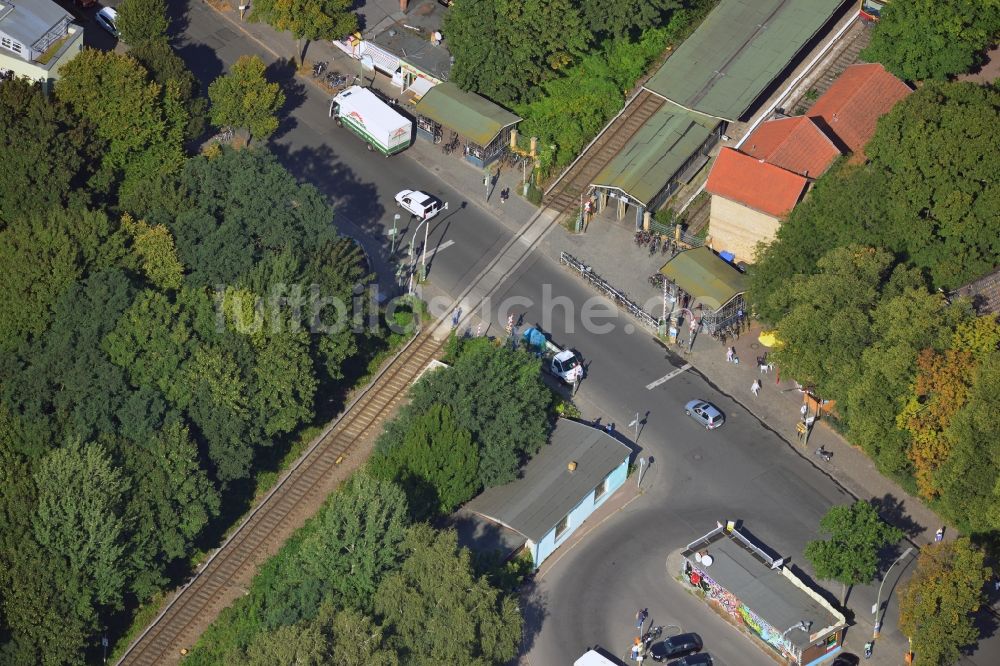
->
[423,239,455,259]
[646,363,692,389]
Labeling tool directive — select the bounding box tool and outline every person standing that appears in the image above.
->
[636,608,648,631]
[935,527,944,542]
[800,404,808,421]
[751,379,761,397]
[726,347,734,363]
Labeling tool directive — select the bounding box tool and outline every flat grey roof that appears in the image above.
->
[465,419,631,542]
[369,23,452,82]
[684,526,845,651]
[0,0,68,47]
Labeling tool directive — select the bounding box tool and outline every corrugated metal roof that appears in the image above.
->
[464,420,631,543]
[414,82,521,147]
[643,0,844,121]
[660,246,749,308]
[706,147,808,217]
[0,0,68,49]
[591,104,719,206]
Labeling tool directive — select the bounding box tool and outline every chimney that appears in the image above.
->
[400,0,409,11]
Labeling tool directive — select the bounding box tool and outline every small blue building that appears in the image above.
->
[462,419,631,568]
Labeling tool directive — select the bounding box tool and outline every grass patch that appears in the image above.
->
[36,34,70,65]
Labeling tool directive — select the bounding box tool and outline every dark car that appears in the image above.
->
[669,654,713,666]
[649,632,703,662]
[832,655,859,666]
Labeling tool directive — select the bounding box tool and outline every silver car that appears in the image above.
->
[684,400,724,429]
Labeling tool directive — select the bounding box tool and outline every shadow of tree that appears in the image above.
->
[518,578,549,659]
[174,41,225,98]
[869,493,922,539]
[264,57,306,141]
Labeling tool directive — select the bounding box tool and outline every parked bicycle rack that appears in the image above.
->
[559,252,660,331]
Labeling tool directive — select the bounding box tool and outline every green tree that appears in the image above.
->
[250,0,358,64]
[804,500,903,604]
[374,525,522,666]
[56,49,188,213]
[117,0,170,45]
[129,37,209,142]
[899,537,991,666]
[370,403,479,517]
[580,0,681,40]
[861,0,1000,81]
[0,78,103,219]
[864,82,1000,289]
[771,245,894,403]
[208,55,285,143]
[297,472,410,611]
[445,0,591,105]
[33,439,131,607]
[240,621,329,666]
[391,336,552,487]
[120,420,220,599]
[122,213,185,290]
[325,607,399,666]
[0,207,125,352]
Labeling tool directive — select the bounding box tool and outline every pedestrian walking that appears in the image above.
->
[630,639,641,661]
[606,422,615,435]
[751,379,761,397]
[451,307,461,329]
[800,404,808,421]
[726,347,734,363]
[935,527,944,542]
[500,187,509,204]
[636,608,648,631]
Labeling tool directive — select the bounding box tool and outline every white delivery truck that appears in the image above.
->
[328,86,412,156]
[522,326,584,384]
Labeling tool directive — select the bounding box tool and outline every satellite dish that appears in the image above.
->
[702,554,714,566]
[361,55,375,72]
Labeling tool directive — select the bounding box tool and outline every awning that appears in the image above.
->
[406,75,435,99]
[660,246,748,310]
[414,82,521,147]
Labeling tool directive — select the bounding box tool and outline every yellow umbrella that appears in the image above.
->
[758,330,783,348]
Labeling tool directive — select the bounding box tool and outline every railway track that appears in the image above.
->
[543,88,665,215]
[118,188,564,666]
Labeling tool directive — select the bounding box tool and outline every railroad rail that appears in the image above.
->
[543,89,665,215]
[118,194,564,666]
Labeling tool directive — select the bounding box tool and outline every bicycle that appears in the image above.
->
[312,61,327,77]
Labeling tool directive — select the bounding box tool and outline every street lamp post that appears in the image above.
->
[389,213,400,255]
[872,546,914,639]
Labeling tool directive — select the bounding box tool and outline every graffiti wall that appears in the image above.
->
[684,560,796,660]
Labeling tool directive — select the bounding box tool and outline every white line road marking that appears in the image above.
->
[423,240,455,259]
[646,363,692,389]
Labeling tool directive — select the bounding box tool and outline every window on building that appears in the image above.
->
[0,36,23,55]
[594,474,610,503]
[555,513,570,541]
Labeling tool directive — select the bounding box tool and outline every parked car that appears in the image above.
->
[75,0,98,8]
[831,655,859,666]
[650,632,703,662]
[395,190,441,220]
[95,7,119,37]
[684,400,724,429]
[668,654,713,666]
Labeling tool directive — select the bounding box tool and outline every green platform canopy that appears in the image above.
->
[414,83,521,147]
[660,246,748,308]
[592,105,718,206]
[643,0,844,121]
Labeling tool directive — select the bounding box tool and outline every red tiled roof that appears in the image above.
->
[807,63,912,158]
[706,148,808,217]
[741,116,842,178]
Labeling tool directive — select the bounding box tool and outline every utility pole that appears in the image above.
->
[389,213,400,255]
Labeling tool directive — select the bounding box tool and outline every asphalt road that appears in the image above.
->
[162,4,998,665]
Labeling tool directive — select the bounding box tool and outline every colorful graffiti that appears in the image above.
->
[688,564,794,659]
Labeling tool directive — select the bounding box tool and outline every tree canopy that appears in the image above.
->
[804,500,902,603]
[208,55,286,142]
[249,0,358,63]
[899,538,992,666]
[861,0,1000,81]
[117,0,171,45]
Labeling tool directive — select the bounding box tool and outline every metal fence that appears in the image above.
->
[559,252,660,331]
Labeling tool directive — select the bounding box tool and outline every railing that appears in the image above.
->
[559,252,660,331]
